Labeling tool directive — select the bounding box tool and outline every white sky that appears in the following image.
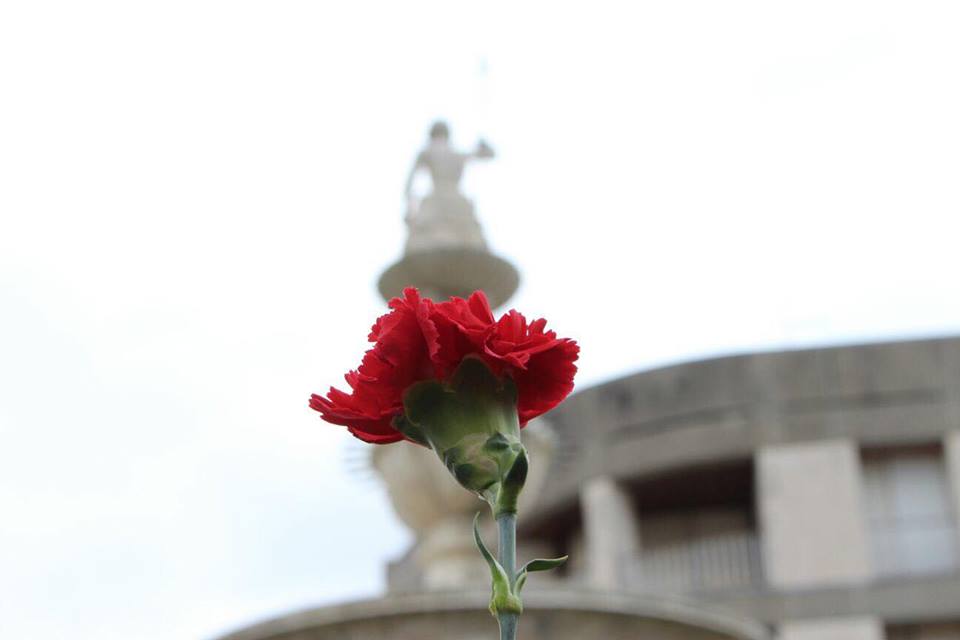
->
[1,1,959,638]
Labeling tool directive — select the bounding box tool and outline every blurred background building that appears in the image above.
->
[527,334,960,640]
[218,125,960,640]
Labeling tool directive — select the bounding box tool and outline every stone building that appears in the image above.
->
[218,125,960,640]
[525,335,960,640]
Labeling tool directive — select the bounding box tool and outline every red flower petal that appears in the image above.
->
[309,288,578,443]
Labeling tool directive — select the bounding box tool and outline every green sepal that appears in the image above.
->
[493,447,528,517]
[472,513,523,617]
[514,555,568,595]
[391,414,428,446]
[402,356,523,496]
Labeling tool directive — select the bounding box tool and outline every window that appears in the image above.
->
[863,445,959,578]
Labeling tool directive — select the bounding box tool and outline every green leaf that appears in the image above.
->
[522,556,568,573]
[514,555,568,595]
[472,513,522,616]
[472,512,503,578]
[515,572,528,594]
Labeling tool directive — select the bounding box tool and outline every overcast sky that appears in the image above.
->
[1,1,959,639]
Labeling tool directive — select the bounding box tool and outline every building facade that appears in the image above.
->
[518,336,960,640]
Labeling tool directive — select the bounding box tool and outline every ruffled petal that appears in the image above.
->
[483,310,580,424]
[309,288,578,443]
[512,338,580,424]
[309,288,433,444]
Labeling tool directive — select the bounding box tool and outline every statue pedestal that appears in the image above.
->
[378,248,519,310]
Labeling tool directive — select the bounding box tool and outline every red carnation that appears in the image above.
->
[309,288,579,444]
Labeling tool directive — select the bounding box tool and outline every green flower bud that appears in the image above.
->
[396,356,528,514]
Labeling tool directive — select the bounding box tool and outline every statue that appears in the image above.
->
[403,120,494,254]
[378,120,519,309]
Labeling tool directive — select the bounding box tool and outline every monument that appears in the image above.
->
[378,120,519,309]
[216,122,770,640]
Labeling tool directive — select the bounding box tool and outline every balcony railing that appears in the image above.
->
[628,531,763,593]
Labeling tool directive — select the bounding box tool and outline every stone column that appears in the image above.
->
[580,475,639,590]
[780,617,883,640]
[757,439,872,588]
[944,431,960,551]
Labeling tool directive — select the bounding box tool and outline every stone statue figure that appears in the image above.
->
[379,120,517,308]
[403,120,493,254]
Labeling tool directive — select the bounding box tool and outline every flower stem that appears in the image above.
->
[496,512,519,640]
